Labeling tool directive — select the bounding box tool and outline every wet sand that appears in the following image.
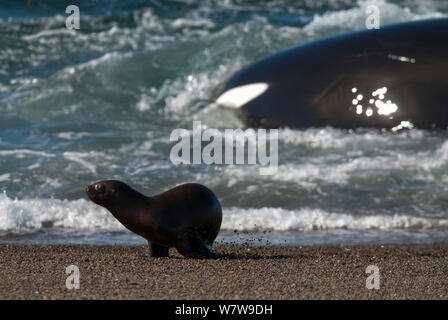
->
[0,244,446,299]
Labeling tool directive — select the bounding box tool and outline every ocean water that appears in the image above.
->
[1,0,448,246]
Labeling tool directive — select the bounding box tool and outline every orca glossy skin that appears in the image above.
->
[214,18,448,129]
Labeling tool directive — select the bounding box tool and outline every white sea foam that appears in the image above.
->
[0,174,11,182]
[278,127,427,149]
[55,132,92,140]
[0,192,122,232]
[63,52,134,76]
[223,207,448,231]
[206,127,448,187]
[172,18,216,29]
[304,0,446,36]
[62,151,118,174]
[0,149,54,158]
[22,28,75,41]
[0,193,446,233]
[137,64,244,119]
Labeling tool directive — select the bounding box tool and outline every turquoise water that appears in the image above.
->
[0,0,448,245]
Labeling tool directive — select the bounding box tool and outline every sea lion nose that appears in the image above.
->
[86,185,93,194]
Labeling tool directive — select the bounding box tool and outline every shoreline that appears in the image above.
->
[0,244,447,299]
[1,229,448,247]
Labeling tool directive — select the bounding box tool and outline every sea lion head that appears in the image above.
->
[86,180,138,208]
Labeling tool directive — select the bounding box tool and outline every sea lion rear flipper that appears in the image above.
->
[175,232,220,259]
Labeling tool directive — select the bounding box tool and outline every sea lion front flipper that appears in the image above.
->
[139,241,169,258]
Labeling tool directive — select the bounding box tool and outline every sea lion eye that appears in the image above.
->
[94,184,105,193]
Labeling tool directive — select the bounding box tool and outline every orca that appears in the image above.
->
[213,18,448,129]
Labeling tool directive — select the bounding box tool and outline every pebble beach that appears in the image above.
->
[0,244,446,300]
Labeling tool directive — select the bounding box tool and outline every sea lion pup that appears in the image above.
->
[86,180,222,258]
